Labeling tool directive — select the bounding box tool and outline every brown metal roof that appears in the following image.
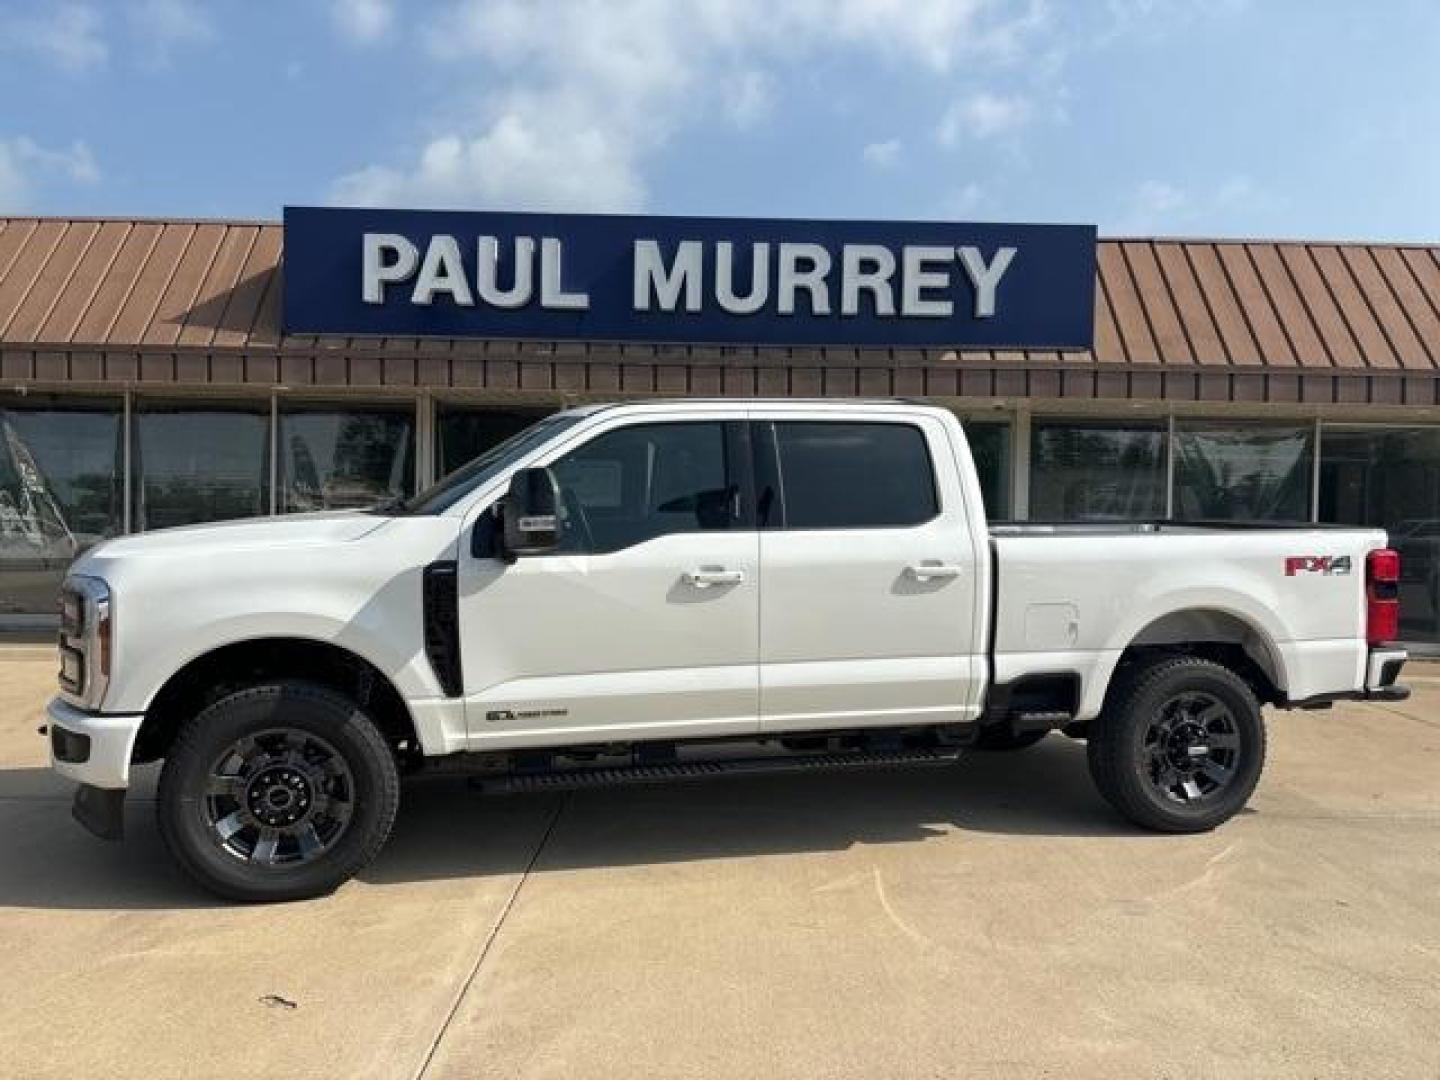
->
[2,216,1439,405]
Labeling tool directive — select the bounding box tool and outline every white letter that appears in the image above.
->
[777,242,832,315]
[715,241,769,315]
[476,236,535,309]
[362,233,418,304]
[840,245,896,316]
[540,237,590,310]
[411,235,474,307]
[901,245,954,318]
[956,245,1016,318]
[633,239,703,312]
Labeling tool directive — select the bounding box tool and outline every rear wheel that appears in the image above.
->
[1087,656,1265,832]
[157,681,400,902]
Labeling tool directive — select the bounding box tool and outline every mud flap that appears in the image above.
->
[72,784,125,841]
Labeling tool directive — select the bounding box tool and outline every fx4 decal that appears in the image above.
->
[1285,555,1352,576]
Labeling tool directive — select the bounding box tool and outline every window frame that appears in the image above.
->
[754,418,942,532]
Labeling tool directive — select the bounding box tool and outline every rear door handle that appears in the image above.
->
[685,567,745,588]
[906,562,964,581]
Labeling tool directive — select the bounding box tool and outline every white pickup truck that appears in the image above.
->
[47,399,1409,901]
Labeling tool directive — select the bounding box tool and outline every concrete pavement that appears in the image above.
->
[1,650,1437,1078]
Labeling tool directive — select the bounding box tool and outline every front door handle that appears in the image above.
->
[906,562,964,581]
[685,567,745,588]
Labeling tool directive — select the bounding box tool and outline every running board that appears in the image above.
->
[475,746,962,795]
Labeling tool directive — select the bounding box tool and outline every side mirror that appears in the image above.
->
[502,467,561,557]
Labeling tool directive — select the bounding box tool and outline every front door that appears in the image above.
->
[754,414,984,732]
[457,418,759,749]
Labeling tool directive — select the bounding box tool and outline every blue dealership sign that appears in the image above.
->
[283,206,1095,349]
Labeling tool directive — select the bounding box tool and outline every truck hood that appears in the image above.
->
[78,511,393,564]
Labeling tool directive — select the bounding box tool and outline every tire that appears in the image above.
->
[157,681,400,903]
[1087,656,1266,833]
[972,726,1050,751]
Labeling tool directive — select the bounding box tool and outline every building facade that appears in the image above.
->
[3,213,1440,646]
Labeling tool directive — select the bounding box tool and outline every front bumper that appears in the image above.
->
[46,697,144,789]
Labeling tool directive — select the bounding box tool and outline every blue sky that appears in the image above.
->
[1,0,1437,240]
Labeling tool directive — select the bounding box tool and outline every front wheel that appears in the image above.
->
[1087,657,1266,832]
[157,681,400,902]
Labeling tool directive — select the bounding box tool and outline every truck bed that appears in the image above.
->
[987,521,1390,720]
[991,521,1360,536]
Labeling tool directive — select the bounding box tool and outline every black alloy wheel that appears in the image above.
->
[1139,690,1243,805]
[202,728,356,868]
[158,681,400,902]
[1087,656,1266,832]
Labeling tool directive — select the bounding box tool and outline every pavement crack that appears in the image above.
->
[412,793,569,1080]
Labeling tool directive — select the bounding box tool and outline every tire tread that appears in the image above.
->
[1087,655,1265,833]
[157,680,400,902]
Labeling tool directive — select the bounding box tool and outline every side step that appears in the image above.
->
[476,746,961,795]
[1011,711,1073,735]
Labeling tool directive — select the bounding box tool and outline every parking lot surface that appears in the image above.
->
[1,648,1437,1079]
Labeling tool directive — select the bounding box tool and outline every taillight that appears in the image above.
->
[1366,548,1400,645]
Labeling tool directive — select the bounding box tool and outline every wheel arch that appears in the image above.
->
[1117,607,1287,706]
[135,637,420,763]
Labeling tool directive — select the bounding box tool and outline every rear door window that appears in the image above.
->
[767,421,938,529]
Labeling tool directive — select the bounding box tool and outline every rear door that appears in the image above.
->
[754,412,983,733]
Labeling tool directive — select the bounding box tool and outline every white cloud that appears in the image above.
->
[331,0,393,44]
[722,70,775,130]
[862,139,903,169]
[1113,175,1278,233]
[123,0,214,66]
[936,91,1032,144]
[0,137,100,211]
[331,0,1053,212]
[1,2,108,73]
[943,181,987,216]
[1132,179,1188,218]
[332,116,644,213]
[126,0,215,65]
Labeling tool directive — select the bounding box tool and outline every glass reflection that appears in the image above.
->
[1320,427,1440,644]
[437,407,554,478]
[1174,423,1313,522]
[280,408,414,512]
[133,405,270,530]
[963,421,1012,521]
[1030,421,1167,520]
[0,400,122,615]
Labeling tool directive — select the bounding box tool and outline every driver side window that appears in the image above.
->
[551,422,736,554]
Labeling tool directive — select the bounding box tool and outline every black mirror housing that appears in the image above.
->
[502,467,561,557]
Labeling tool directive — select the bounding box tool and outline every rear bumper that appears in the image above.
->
[46,697,143,790]
[1289,647,1409,708]
[1364,648,1408,698]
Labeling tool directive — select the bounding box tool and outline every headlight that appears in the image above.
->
[58,576,112,708]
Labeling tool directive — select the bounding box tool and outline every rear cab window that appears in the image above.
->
[760,421,939,529]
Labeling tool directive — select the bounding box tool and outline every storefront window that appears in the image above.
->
[1174,422,1313,523]
[133,403,270,531]
[436,406,554,479]
[0,397,123,615]
[1030,420,1167,521]
[962,421,1012,520]
[279,405,415,512]
[1320,427,1440,644]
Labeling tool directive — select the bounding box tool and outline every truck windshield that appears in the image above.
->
[385,413,585,515]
